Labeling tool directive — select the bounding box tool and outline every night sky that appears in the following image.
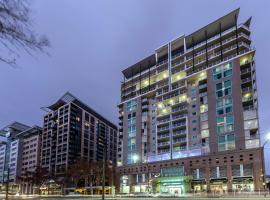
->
[0,0,269,173]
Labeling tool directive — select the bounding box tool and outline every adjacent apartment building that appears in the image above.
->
[41,92,117,177]
[116,9,263,195]
[0,122,42,194]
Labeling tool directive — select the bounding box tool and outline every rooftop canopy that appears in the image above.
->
[121,8,241,79]
[47,92,117,129]
[122,54,156,79]
[185,8,239,49]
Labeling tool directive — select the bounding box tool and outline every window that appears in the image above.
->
[200,113,208,122]
[216,97,233,115]
[201,121,209,130]
[201,129,209,138]
[216,80,232,98]
[244,119,258,130]
[128,113,136,126]
[213,62,233,80]
[128,138,136,151]
[217,115,234,134]
[200,104,208,113]
[126,99,137,112]
[218,134,235,151]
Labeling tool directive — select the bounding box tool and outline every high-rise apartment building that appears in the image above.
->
[117,9,263,194]
[41,92,117,176]
[0,122,42,194]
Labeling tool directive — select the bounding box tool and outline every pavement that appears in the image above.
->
[3,195,270,200]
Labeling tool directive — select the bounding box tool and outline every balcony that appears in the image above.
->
[243,105,254,112]
[156,88,169,96]
[158,141,170,147]
[172,81,186,90]
[198,83,207,90]
[171,105,186,114]
[156,59,168,67]
[241,68,251,75]
[173,138,186,144]
[172,114,187,121]
[185,25,248,53]
[172,122,186,129]
[242,96,253,103]
[173,130,186,137]
[142,98,148,104]
[242,86,252,93]
[157,126,170,133]
[172,59,185,68]
[157,133,170,139]
[157,118,170,125]
[241,77,252,84]
[171,52,184,60]
[142,104,148,111]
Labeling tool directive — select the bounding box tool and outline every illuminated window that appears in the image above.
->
[126,99,137,112]
[201,121,209,130]
[201,129,209,138]
[216,80,232,98]
[218,134,235,151]
[128,113,136,126]
[244,119,258,130]
[200,104,208,113]
[217,115,234,134]
[213,62,232,80]
[200,112,208,122]
[216,97,233,115]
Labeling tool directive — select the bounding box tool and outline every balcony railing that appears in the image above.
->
[241,68,251,75]
[172,114,187,120]
[157,126,170,132]
[157,59,168,67]
[157,118,170,125]
[173,130,186,136]
[243,105,254,111]
[173,138,186,144]
[242,86,252,93]
[172,122,186,128]
[172,105,186,113]
[158,141,170,147]
[172,59,185,67]
[172,52,184,60]
[241,77,252,84]
[157,133,170,139]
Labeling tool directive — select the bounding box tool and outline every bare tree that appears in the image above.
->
[67,159,114,195]
[0,0,50,66]
[18,166,47,194]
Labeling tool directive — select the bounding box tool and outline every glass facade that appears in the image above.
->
[218,134,235,151]
[127,99,138,112]
[216,80,232,98]
[213,62,233,80]
[127,112,137,164]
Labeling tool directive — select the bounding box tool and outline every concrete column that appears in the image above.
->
[253,162,263,191]
[227,165,232,192]
[205,167,211,192]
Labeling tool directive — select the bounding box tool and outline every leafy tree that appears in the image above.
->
[0,0,50,66]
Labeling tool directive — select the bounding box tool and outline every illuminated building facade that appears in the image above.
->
[41,92,117,176]
[116,9,264,195]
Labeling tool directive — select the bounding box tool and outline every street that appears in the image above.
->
[3,195,270,200]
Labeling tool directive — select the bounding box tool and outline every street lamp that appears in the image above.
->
[261,132,270,192]
[262,132,270,147]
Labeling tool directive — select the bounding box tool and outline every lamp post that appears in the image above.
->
[262,132,270,192]
[5,167,10,200]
